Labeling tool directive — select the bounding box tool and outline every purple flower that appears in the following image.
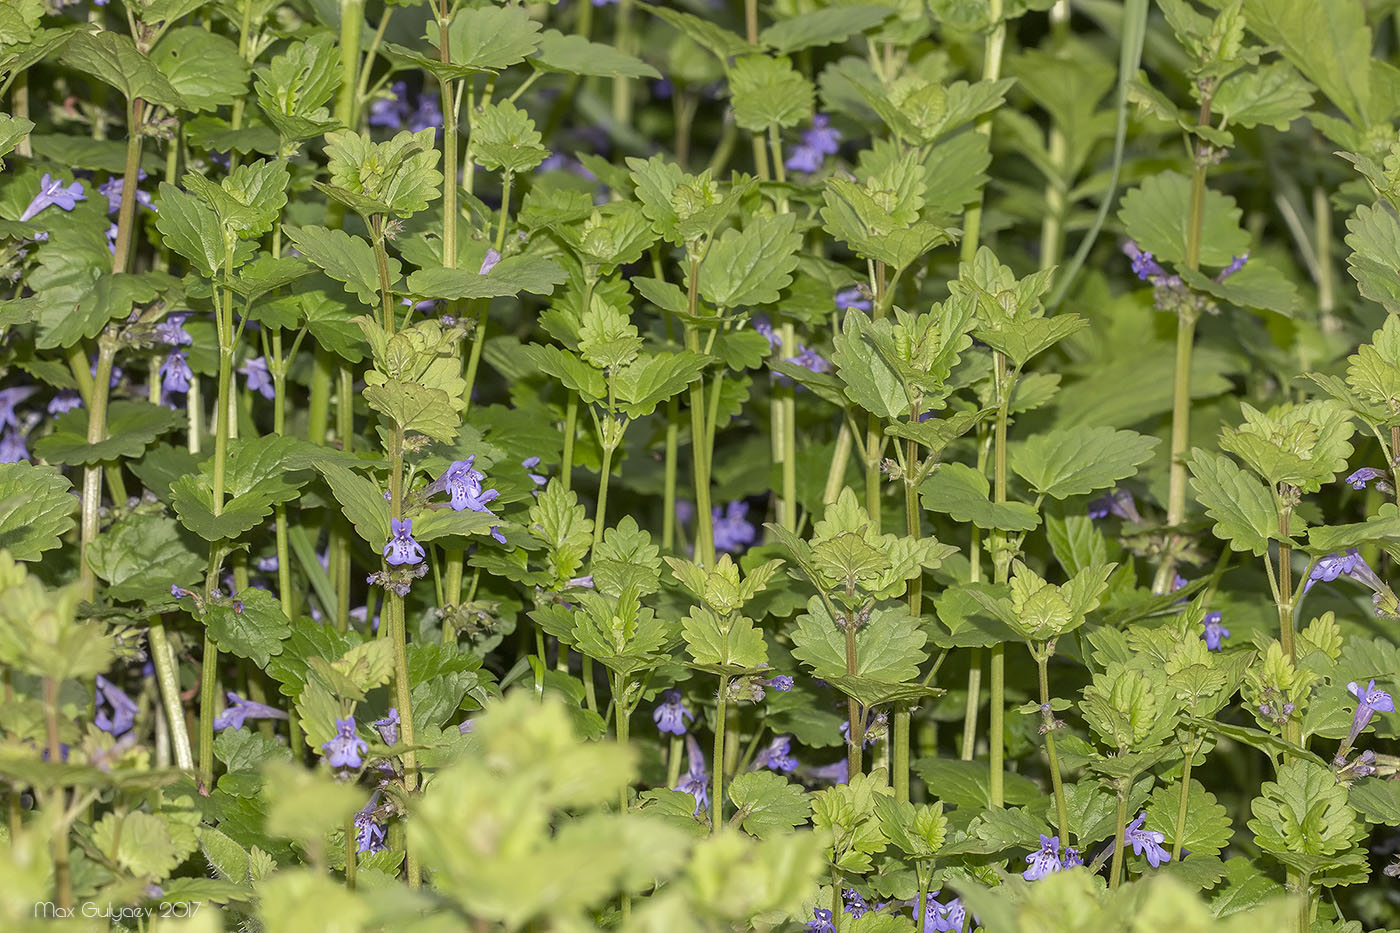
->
[753,735,798,773]
[48,390,82,415]
[842,889,868,918]
[429,457,501,513]
[675,499,696,525]
[323,717,368,770]
[155,313,193,347]
[373,708,400,746]
[19,173,86,222]
[1088,488,1141,522]
[1216,253,1248,282]
[653,689,694,735]
[354,793,387,853]
[0,387,35,431]
[764,675,793,692]
[786,346,830,374]
[806,909,836,933]
[239,356,276,400]
[368,82,410,129]
[1125,812,1171,867]
[1345,679,1395,747]
[785,114,841,174]
[840,709,887,749]
[1023,834,1063,880]
[1201,611,1230,651]
[1061,846,1083,868]
[384,518,425,566]
[98,173,153,215]
[809,758,849,785]
[835,286,871,312]
[0,429,28,463]
[408,95,443,134]
[1346,467,1388,490]
[785,144,825,174]
[752,315,782,352]
[1305,549,1381,593]
[675,733,709,816]
[522,456,546,486]
[924,894,966,932]
[480,248,501,275]
[712,500,756,553]
[160,350,193,400]
[213,691,288,731]
[1122,240,1165,281]
[94,674,139,737]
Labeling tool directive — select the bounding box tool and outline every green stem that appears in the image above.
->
[594,440,614,548]
[1109,787,1129,889]
[663,396,679,549]
[1170,737,1202,861]
[562,394,578,493]
[845,622,863,779]
[611,0,635,130]
[822,422,854,505]
[149,621,193,772]
[960,647,982,761]
[335,0,366,128]
[78,337,117,600]
[345,811,358,889]
[959,0,1006,263]
[988,357,1012,808]
[43,678,71,912]
[461,299,488,416]
[684,263,715,567]
[1037,649,1070,843]
[713,675,729,831]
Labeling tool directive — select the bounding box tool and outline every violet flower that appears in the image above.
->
[753,735,798,773]
[94,674,139,737]
[842,889,869,917]
[1,429,30,463]
[429,457,501,514]
[786,346,831,374]
[408,95,443,134]
[322,717,368,770]
[155,313,193,347]
[785,114,841,174]
[1088,488,1141,522]
[239,356,276,400]
[752,315,782,352]
[675,733,709,816]
[653,689,694,735]
[522,456,547,486]
[368,82,410,129]
[835,285,872,312]
[1022,834,1063,880]
[1346,467,1389,490]
[1305,549,1379,593]
[1216,253,1248,282]
[0,386,35,430]
[1123,240,1165,281]
[1201,611,1230,651]
[1344,679,1395,748]
[764,675,793,692]
[19,173,86,222]
[213,691,288,731]
[98,173,153,215]
[480,249,501,275]
[160,350,193,400]
[924,894,966,932]
[354,792,388,853]
[1125,812,1171,867]
[373,708,400,746]
[48,390,82,415]
[808,758,849,785]
[806,909,836,933]
[712,500,756,553]
[384,518,425,566]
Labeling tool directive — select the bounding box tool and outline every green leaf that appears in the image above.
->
[0,461,76,561]
[919,462,1041,532]
[697,213,802,310]
[205,588,291,668]
[641,2,760,61]
[530,29,660,79]
[472,101,548,176]
[156,183,224,278]
[1010,426,1158,499]
[319,128,442,219]
[760,6,892,53]
[1217,401,1353,494]
[282,225,394,308]
[35,401,183,466]
[1214,61,1315,130]
[729,55,814,131]
[1348,776,1400,824]
[1239,0,1371,127]
[92,811,193,880]
[1179,261,1299,317]
[87,513,202,603]
[60,31,186,110]
[364,380,460,442]
[408,255,566,300]
[727,771,811,838]
[151,26,249,113]
[254,34,341,143]
[0,113,33,168]
[1247,759,1363,866]
[790,601,928,705]
[613,351,710,418]
[1118,171,1251,268]
[317,462,389,551]
[441,3,543,72]
[681,606,768,672]
[1145,780,1233,858]
[911,758,1042,808]
[1186,449,1278,556]
[830,311,907,422]
[1345,203,1400,314]
[171,436,316,543]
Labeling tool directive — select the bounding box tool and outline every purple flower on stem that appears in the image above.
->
[213,692,288,731]
[835,286,871,312]
[924,894,966,932]
[752,315,782,352]
[712,500,756,553]
[1122,240,1165,281]
[786,346,831,374]
[160,350,193,399]
[1061,846,1083,868]
[48,390,82,415]
[239,357,276,400]
[1216,253,1248,282]
[1344,679,1395,748]
[1023,834,1063,880]
[1201,611,1230,651]
[322,717,368,770]
[785,114,841,174]
[19,173,86,222]
[479,249,501,275]
[522,456,547,486]
[368,82,410,129]
[1305,549,1378,593]
[0,387,35,430]
[155,313,193,347]
[1088,488,1141,522]
[842,889,869,918]
[806,909,836,933]
[0,429,28,463]
[653,689,694,735]
[764,675,793,692]
[354,793,387,853]
[785,144,825,174]
[1125,812,1171,867]
[373,708,401,746]
[384,518,425,566]
[753,735,799,773]
[1346,467,1388,490]
[675,733,709,816]
[94,675,139,737]
[429,457,501,513]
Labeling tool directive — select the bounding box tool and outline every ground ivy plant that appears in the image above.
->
[0,0,1397,930]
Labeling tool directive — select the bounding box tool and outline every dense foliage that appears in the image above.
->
[0,0,1398,929]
